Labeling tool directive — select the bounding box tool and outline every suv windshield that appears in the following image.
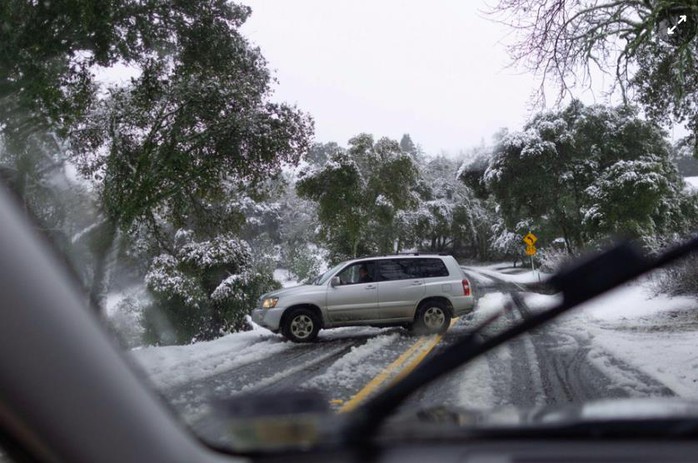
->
[315,263,344,285]
[1,0,698,456]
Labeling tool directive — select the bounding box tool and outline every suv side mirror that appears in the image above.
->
[330,276,341,287]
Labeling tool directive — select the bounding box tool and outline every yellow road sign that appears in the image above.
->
[525,245,536,256]
[523,232,538,246]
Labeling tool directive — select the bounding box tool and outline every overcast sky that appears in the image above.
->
[239,0,614,155]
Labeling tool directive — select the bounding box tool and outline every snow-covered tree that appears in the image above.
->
[275,174,324,282]
[484,101,692,253]
[396,154,498,260]
[297,134,419,261]
[489,217,532,267]
[1,1,313,316]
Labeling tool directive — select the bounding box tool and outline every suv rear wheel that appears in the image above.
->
[413,300,450,335]
[281,308,320,343]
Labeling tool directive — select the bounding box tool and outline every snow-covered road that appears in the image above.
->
[130,264,698,432]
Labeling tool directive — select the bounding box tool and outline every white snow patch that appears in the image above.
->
[319,326,391,340]
[130,330,290,390]
[472,292,509,324]
[586,326,698,399]
[307,333,401,389]
[684,176,698,191]
[557,281,698,399]
[478,268,547,285]
[454,357,496,409]
[71,219,107,245]
[577,282,697,321]
[523,292,563,314]
[461,268,495,285]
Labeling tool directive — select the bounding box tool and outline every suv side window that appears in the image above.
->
[418,258,450,278]
[336,261,375,284]
[377,259,421,281]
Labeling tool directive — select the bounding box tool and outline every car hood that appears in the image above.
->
[261,284,319,299]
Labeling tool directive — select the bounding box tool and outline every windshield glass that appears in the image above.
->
[1,0,698,454]
[315,263,345,285]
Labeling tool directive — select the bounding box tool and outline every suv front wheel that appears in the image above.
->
[413,300,450,335]
[281,308,321,343]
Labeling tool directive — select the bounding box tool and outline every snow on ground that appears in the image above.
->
[131,320,398,392]
[319,325,392,340]
[578,282,698,399]
[579,281,698,322]
[307,332,401,390]
[462,268,495,285]
[131,328,290,389]
[454,356,496,409]
[451,291,514,409]
[130,262,698,412]
[235,344,351,394]
[472,292,510,324]
[521,276,698,400]
[523,292,563,313]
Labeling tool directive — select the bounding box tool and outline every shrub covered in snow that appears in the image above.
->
[650,255,698,297]
[144,231,280,345]
[537,246,576,273]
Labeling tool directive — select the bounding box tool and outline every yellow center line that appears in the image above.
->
[391,333,442,384]
[337,318,458,413]
[337,336,428,413]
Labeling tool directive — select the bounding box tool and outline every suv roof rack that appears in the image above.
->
[353,252,449,259]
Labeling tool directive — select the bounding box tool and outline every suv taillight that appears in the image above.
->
[462,278,471,296]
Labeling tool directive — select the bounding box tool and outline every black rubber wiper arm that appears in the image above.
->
[340,236,698,445]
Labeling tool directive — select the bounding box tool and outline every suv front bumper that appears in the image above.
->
[251,307,285,332]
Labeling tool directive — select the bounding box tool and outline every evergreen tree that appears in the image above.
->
[297,134,418,261]
[0,1,313,342]
[484,101,694,253]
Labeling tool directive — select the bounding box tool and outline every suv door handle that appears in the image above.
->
[410,280,423,286]
[365,284,376,290]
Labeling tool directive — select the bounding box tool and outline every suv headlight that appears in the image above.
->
[262,297,279,309]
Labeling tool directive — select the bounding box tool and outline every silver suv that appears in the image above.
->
[251,255,475,342]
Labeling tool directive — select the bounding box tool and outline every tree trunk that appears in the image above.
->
[89,219,120,314]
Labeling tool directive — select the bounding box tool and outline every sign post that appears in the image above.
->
[523,232,538,280]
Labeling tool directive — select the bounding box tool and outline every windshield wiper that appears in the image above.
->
[340,236,698,445]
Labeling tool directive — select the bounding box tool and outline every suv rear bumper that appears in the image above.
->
[451,295,476,316]
[251,307,285,331]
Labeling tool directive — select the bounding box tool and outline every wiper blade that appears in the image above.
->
[340,237,698,445]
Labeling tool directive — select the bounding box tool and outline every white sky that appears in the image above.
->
[239,0,613,155]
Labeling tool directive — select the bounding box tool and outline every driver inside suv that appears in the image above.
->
[337,262,375,285]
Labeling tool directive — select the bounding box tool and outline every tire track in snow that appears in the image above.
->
[452,267,674,407]
[132,333,291,390]
[162,331,410,422]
